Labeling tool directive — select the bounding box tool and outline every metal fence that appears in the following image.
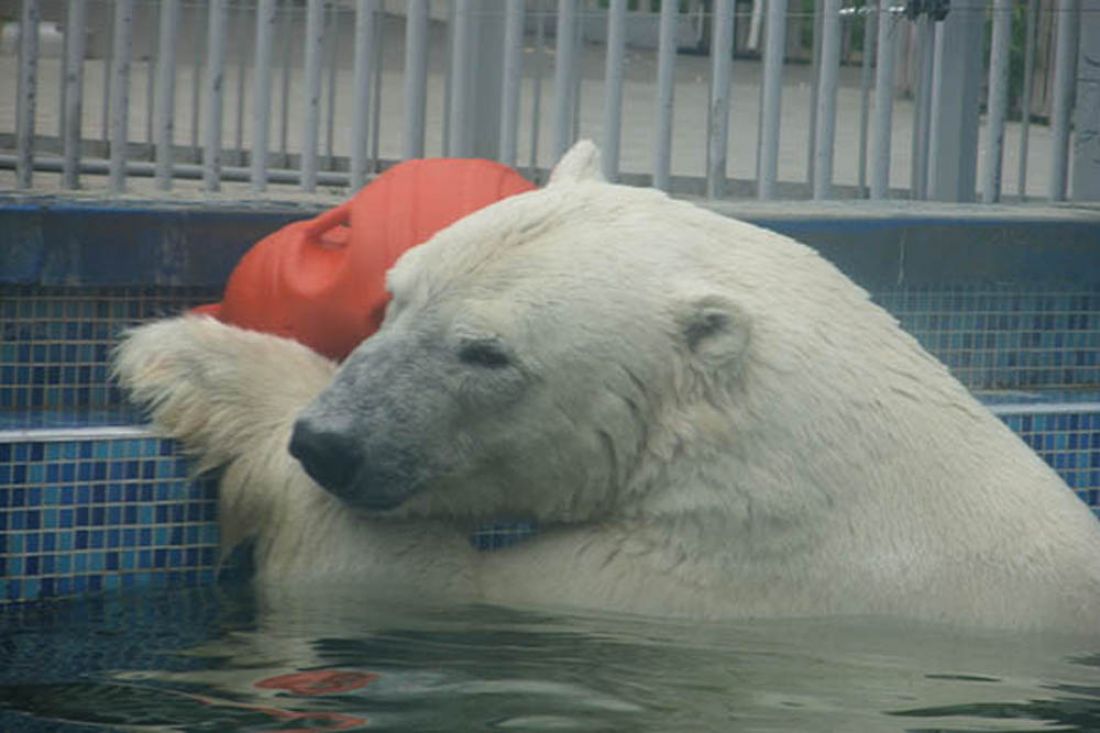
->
[3,0,1099,202]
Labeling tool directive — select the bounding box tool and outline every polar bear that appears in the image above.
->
[115,142,1100,631]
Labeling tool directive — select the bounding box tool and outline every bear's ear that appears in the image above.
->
[548,140,605,186]
[675,293,752,368]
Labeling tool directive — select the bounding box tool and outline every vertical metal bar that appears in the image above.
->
[154,0,179,190]
[202,0,227,192]
[16,0,39,190]
[144,50,155,145]
[325,2,339,168]
[552,0,578,160]
[404,0,429,158]
[350,0,378,190]
[278,0,292,162]
[1071,0,1100,199]
[251,0,277,191]
[301,0,325,190]
[58,5,67,143]
[442,0,455,154]
[926,19,943,190]
[528,2,547,176]
[707,0,735,198]
[472,0,506,159]
[571,14,583,142]
[1049,0,1078,201]
[857,8,876,196]
[911,16,934,199]
[806,0,823,186]
[908,16,923,197]
[63,0,87,190]
[981,0,1012,203]
[653,0,677,191]
[758,0,788,199]
[102,1,113,146]
[927,1,983,202]
[869,0,897,200]
[1017,0,1038,200]
[448,0,473,156]
[370,15,383,172]
[812,0,842,199]
[109,0,134,193]
[500,0,526,165]
[601,0,627,181]
[190,2,204,157]
[235,0,249,159]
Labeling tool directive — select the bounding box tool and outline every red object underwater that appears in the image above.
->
[194,158,536,361]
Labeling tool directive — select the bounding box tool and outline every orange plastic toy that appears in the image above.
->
[195,158,535,361]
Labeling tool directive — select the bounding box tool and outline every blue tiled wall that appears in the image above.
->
[0,286,218,412]
[2,203,1099,606]
[0,436,218,603]
[998,410,1100,511]
[877,287,1100,390]
[2,285,1098,411]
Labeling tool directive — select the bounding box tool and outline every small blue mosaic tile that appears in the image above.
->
[873,286,1100,391]
[0,433,219,604]
[0,286,219,412]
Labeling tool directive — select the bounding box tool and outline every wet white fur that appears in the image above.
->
[115,142,1100,631]
[112,317,476,600]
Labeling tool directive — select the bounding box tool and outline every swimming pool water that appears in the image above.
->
[1,582,1098,732]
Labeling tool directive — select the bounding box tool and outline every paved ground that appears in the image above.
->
[0,11,1057,200]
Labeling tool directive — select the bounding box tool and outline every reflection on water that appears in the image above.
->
[0,582,1097,732]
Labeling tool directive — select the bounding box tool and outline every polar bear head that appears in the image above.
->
[289,142,938,526]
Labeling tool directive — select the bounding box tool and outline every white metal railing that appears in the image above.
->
[4,0,1099,202]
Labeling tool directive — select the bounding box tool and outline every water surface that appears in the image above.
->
[1,583,1097,732]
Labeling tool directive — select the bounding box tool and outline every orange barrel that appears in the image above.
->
[195,158,535,361]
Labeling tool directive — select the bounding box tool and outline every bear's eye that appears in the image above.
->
[457,338,512,369]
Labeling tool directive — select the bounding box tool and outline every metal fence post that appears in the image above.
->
[447,0,473,156]
[324,3,339,169]
[153,0,178,190]
[758,0,788,199]
[201,0,226,192]
[300,0,325,191]
[981,0,1012,203]
[235,1,249,161]
[601,0,627,181]
[869,0,898,200]
[278,0,292,166]
[350,0,379,190]
[653,0,678,191]
[813,0,842,199]
[500,0,525,165]
[1071,0,1100,199]
[806,0,823,186]
[1049,0,1078,201]
[251,0,277,191]
[857,9,876,197]
[403,0,429,159]
[16,0,39,190]
[473,0,505,159]
[1017,0,1038,200]
[62,0,87,190]
[109,0,134,194]
[528,2,548,177]
[707,0,735,199]
[552,0,578,161]
[927,0,983,202]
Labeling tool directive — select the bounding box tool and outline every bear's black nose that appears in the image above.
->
[289,417,362,497]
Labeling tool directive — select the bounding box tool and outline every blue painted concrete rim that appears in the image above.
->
[2,194,1099,289]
